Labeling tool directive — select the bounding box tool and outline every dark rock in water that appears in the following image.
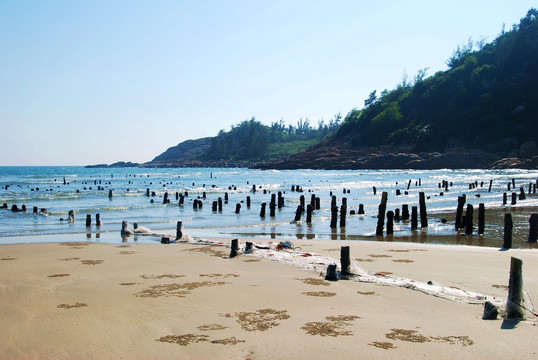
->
[482,301,498,320]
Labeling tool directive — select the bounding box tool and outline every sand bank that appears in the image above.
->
[0,239,537,359]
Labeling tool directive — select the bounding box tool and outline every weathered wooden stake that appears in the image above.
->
[394,208,401,221]
[411,206,418,230]
[244,242,253,254]
[528,213,538,243]
[230,239,239,258]
[503,192,507,205]
[465,204,474,235]
[340,204,347,228]
[402,204,409,221]
[68,210,75,223]
[503,213,513,249]
[108,190,113,198]
[519,187,526,200]
[340,246,351,276]
[86,214,91,227]
[511,192,517,205]
[176,221,183,240]
[376,204,387,235]
[419,192,428,228]
[235,203,241,214]
[386,210,394,235]
[325,264,338,281]
[358,204,365,215]
[330,206,338,228]
[306,204,313,223]
[260,202,266,217]
[218,197,223,212]
[455,196,466,230]
[246,196,251,208]
[478,203,485,235]
[506,257,524,319]
[294,205,303,221]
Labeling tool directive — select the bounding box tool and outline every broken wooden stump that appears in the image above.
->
[503,213,513,249]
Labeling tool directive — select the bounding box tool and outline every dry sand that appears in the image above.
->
[1,238,537,359]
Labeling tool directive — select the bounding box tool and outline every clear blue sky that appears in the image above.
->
[0,0,535,165]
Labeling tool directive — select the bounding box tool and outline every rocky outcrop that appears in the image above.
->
[253,145,504,170]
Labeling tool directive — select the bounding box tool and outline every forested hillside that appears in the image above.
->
[333,9,537,155]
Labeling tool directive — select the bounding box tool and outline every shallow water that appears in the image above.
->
[1,166,537,248]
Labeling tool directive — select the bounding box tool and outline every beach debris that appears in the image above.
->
[220,308,290,332]
[244,241,253,254]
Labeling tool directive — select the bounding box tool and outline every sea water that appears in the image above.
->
[1,166,537,247]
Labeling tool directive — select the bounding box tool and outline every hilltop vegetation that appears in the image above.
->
[332,9,537,155]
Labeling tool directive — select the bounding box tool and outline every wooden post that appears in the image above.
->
[376,204,386,235]
[511,192,517,205]
[519,187,526,200]
[33,206,38,213]
[176,221,183,240]
[419,192,428,228]
[235,203,241,214]
[373,186,377,195]
[260,202,266,217]
[212,201,217,212]
[528,213,538,243]
[218,197,223,212]
[512,178,516,189]
[306,204,313,223]
[108,190,113,198]
[179,194,184,206]
[340,246,351,276]
[294,205,303,221]
[315,197,320,210]
[386,210,394,235]
[394,208,401,221]
[478,203,485,235]
[325,264,338,281]
[270,194,276,217]
[506,257,524,319]
[503,213,513,249]
[96,214,102,226]
[465,204,474,235]
[278,191,284,209]
[330,206,338,228]
[402,204,409,221]
[230,239,239,258]
[245,242,253,254]
[146,188,150,197]
[68,210,75,223]
[455,196,465,230]
[86,214,91,227]
[503,192,507,205]
[488,180,493,192]
[340,204,347,228]
[411,206,418,230]
[300,195,305,211]
[358,204,365,215]
[246,196,251,208]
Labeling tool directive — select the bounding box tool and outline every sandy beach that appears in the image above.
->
[1,238,537,359]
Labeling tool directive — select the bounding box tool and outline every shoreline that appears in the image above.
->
[1,238,537,359]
